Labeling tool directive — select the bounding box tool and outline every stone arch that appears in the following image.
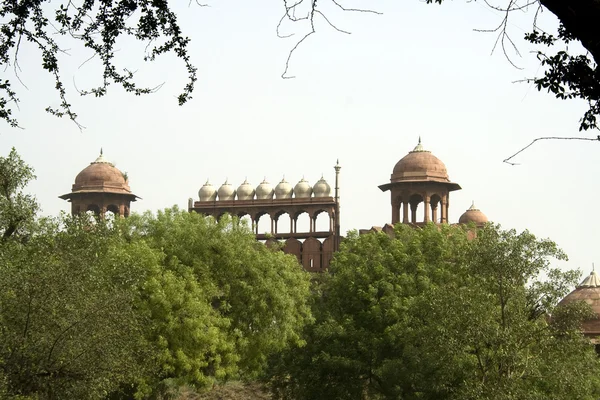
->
[283,238,302,263]
[293,210,311,233]
[313,209,332,233]
[409,193,424,224]
[237,212,253,232]
[106,204,120,216]
[274,210,292,234]
[255,211,273,235]
[302,237,322,271]
[86,204,100,215]
[430,194,442,223]
[322,235,335,270]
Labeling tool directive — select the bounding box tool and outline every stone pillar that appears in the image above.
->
[410,203,417,224]
[441,199,447,223]
[392,201,400,224]
[403,201,409,224]
[424,195,430,223]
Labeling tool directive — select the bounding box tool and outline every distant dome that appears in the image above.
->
[558,270,600,337]
[72,151,132,194]
[275,177,293,199]
[391,138,450,183]
[294,178,312,198]
[237,179,255,200]
[256,179,274,200]
[459,202,488,225]
[198,180,217,202]
[313,176,331,197]
[217,180,236,201]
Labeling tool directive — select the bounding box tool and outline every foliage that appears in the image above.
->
[267,223,600,400]
[0,215,156,399]
[126,209,313,390]
[0,149,313,398]
[3,1,600,130]
[0,0,196,127]
[0,147,38,239]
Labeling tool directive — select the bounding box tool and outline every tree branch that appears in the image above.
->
[503,136,600,165]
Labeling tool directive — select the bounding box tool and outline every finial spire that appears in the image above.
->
[100,147,103,156]
[412,137,427,152]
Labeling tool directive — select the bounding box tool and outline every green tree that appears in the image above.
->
[0,215,158,399]
[126,208,313,391]
[0,147,38,239]
[268,223,600,400]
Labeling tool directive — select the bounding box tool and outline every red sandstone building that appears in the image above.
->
[62,141,600,340]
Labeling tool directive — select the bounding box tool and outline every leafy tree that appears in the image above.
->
[0,147,38,239]
[126,208,313,390]
[2,1,599,130]
[268,223,600,400]
[0,215,158,399]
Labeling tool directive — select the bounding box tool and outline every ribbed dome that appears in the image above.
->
[256,179,274,200]
[198,180,217,202]
[459,202,488,225]
[558,270,600,336]
[275,177,293,199]
[236,179,255,200]
[294,178,312,198]
[313,176,331,197]
[391,138,450,183]
[217,180,236,201]
[70,151,132,195]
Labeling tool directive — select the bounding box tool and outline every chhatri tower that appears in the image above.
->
[59,150,139,217]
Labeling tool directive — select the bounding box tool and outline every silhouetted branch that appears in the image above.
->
[279,0,380,78]
[503,136,600,165]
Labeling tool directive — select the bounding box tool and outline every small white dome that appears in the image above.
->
[256,179,274,200]
[217,180,236,201]
[275,177,293,199]
[236,179,255,200]
[313,176,331,197]
[198,180,217,202]
[294,178,312,198]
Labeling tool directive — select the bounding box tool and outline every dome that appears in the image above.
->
[459,202,488,225]
[391,138,450,183]
[313,176,331,197]
[198,180,217,202]
[237,179,255,200]
[256,179,274,200]
[558,270,600,336]
[217,180,236,201]
[275,177,293,199]
[70,151,132,195]
[294,178,313,198]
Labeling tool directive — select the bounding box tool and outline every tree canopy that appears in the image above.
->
[0,149,313,399]
[267,223,600,400]
[1,0,599,130]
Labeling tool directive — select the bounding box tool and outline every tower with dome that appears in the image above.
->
[59,150,139,217]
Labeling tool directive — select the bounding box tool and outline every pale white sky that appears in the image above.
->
[2,1,598,279]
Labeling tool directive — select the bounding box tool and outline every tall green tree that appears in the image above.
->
[268,223,600,400]
[0,147,38,239]
[0,215,158,399]
[127,208,313,391]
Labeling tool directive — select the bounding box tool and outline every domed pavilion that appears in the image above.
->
[558,269,600,342]
[59,150,139,217]
[459,201,489,227]
[379,138,461,225]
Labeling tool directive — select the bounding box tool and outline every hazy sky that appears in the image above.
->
[2,1,598,279]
